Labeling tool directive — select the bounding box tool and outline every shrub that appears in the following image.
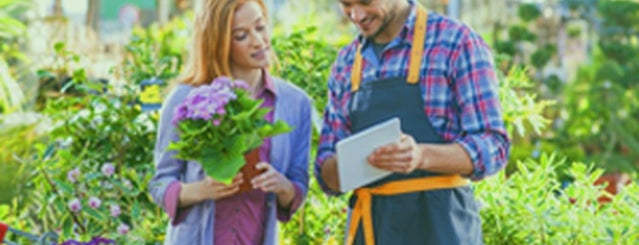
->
[478,153,639,244]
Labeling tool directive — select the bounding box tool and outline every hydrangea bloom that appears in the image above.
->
[172,77,248,125]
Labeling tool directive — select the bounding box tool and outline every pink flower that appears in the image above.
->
[324,226,331,235]
[117,223,129,235]
[68,199,81,212]
[101,163,115,177]
[110,204,121,217]
[88,197,101,208]
[67,168,81,183]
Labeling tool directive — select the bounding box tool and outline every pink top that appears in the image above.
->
[163,73,303,244]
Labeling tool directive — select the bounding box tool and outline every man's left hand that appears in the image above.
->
[368,134,423,174]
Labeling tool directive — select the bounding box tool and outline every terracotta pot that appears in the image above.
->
[237,148,264,194]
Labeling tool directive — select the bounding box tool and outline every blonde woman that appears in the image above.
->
[149,0,312,244]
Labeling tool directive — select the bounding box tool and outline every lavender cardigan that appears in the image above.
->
[149,78,312,245]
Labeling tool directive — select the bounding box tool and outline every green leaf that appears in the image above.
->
[54,42,65,53]
[274,120,293,133]
[53,195,65,213]
[53,179,74,194]
[0,204,8,219]
[83,206,105,221]
[199,150,245,185]
[42,143,56,159]
[112,179,131,194]
[132,201,141,219]
[257,124,274,137]
[62,214,73,239]
[36,69,57,80]
[84,172,101,182]
[260,120,293,138]
[254,107,270,119]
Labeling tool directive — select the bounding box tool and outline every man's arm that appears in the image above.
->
[450,29,510,180]
[315,56,352,195]
[368,29,510,179]
[418,143,473,175]
[319,156,340,192]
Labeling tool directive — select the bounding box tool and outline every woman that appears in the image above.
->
[149,0,312,244]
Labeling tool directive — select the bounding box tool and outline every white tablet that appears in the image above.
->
[336,117,401,192]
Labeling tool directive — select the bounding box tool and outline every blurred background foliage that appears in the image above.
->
[1,0,638,244]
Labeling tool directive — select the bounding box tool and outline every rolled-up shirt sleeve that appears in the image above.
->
[315,57,352,196]
[162,181,192,226]
[276,183,304,222]
[451,30,511,180]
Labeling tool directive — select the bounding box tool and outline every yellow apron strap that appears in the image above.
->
[347,175,469,245]
[350,6,428,92]
[407,7,428,84]
[351,45,364,92]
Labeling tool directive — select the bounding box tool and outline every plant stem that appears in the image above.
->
[41,169,87,234]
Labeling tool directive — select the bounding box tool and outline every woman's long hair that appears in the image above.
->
[179,0,270,86]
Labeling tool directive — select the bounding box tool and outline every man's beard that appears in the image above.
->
[367,8,396,42]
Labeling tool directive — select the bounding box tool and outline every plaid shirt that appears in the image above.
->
[315,1,510,195]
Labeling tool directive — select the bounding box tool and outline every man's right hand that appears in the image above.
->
[320,156,341,192]
[179,174,243,207]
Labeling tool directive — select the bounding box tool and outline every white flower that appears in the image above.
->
[110,204,121,217]
[68,198,82,212]
[67,168,81,183]
[117,223,129,235]
[88,197,101,208]
[101,163,115,177]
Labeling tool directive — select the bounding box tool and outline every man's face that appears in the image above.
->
[338,0,399,39]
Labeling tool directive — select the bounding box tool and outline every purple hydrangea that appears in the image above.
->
[101,163,115,177]
[172,77,250,125]
[88,197,101,209]
[110,204,121,217]
[117,223,130,235]
[69,198,82,212]
[67,168,81,183]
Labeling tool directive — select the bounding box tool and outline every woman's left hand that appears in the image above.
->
[251,162,294,196]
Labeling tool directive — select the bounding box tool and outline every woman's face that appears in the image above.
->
[230,1,271,72]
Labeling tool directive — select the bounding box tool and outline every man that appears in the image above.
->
[315,0,510,244]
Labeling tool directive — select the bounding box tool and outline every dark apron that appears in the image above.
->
[347,5,483,245]
[348,76,483,245]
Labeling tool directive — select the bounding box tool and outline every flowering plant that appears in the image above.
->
[168,77,292,184]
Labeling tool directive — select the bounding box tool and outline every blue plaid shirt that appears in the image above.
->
[315,1,510,194]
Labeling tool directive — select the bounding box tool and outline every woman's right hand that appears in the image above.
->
[178,174,243,207]
[198,174,243,200]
